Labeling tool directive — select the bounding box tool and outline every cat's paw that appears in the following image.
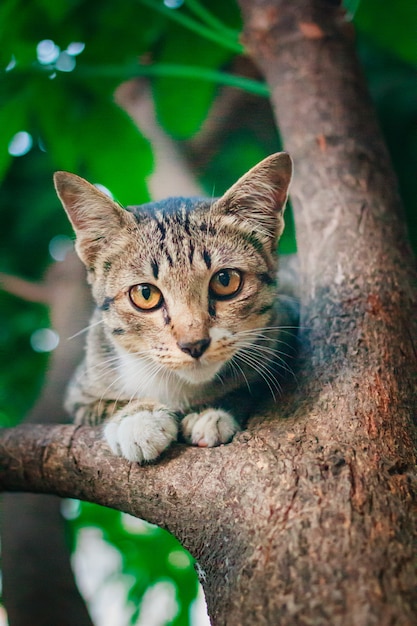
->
[181,408,240,448]
[104,410,178,463]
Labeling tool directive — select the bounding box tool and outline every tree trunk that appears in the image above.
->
[1,1,417,625]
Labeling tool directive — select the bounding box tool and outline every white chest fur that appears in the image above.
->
[114,350,184,408]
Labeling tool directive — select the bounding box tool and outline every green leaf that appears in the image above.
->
[74,61,269,96]
[79,98,153,205]
[185,0,241,40]
[33,74,153,204]
[35,0,74,23]
[354,0,417,67]
[140,0,242,53]
[0,87,30,182]
[68,504,199,625]
[148,0,243,139]
[153,23,234,139]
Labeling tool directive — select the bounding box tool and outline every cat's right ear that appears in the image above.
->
[214,152,293,247]
[54,172,134,269]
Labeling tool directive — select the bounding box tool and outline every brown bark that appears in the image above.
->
[1,1,417,626]
[232,0,417,623]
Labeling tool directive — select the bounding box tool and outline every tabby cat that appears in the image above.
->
[54,152,298,463]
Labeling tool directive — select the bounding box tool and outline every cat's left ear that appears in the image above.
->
[54,171,136,269]
[215,152,292,245]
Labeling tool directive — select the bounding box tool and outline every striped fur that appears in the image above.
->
[54,152,298,463]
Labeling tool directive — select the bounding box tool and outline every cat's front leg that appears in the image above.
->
[103,401,178,463]
[181,408,241,448]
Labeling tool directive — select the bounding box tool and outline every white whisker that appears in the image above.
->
[235,326,299,352]
[124,362,159,414]
[89,348,147,370]
[97,372,127,417]
[229,358,252,394]
[235,338,297,378]
[67,318,104,340]
[234,349,282,401]
[89,349,151,375]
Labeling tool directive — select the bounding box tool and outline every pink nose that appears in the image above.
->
[177,338,211,359]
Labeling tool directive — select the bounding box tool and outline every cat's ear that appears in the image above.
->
[215,152,292,245]
[54,172,135,268]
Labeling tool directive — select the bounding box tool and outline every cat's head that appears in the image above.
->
[54,153,292,385]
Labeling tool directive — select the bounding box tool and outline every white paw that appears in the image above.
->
[104,410,178,463]
[181,409,240,448]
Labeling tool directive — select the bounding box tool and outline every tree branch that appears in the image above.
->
[0,424,224,529]
[116,80,204,199]
[0,273,51,303]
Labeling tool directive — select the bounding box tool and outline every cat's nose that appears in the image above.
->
[177,337,211,359]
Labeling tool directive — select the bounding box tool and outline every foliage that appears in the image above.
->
[0,0,416,624]
[67,503,199,624]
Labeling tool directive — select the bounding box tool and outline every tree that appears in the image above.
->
[1,1,417,625]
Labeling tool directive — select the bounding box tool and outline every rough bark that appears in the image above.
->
[1,1,417,626]
[232,0,417,623]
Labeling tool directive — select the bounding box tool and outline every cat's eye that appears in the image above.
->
[209,269,242,300]
[129,283,163,311]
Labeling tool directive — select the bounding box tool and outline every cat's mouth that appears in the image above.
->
[174,359,224,385]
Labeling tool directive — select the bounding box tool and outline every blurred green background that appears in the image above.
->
[0,0,416,624]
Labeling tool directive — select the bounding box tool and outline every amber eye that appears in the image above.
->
[209,269,242,300]
[129,284,163,311]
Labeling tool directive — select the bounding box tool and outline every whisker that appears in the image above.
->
[237,342,297,381]
[124,359,166,413]
[236,324,301,334]
[108,356,162,419]
[160,359,175,400]
[214,370,226,387]
[234,328,298,354]
[236,336,296,364]
[108,384,132,420]
[67,318,105,341]
[89,349,151,375]
[234,351,282,401]
[97,372,127,417]
[95,351,162,417]
[235,332,296,353]
[229,358,252,394]
[236,340,284,358]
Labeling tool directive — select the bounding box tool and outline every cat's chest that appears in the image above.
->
[115,350,196,410]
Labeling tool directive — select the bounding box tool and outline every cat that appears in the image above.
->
[54,152,298,463]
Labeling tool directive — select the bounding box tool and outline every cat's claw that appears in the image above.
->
[181,409,240,448]
[104,410,178,463]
